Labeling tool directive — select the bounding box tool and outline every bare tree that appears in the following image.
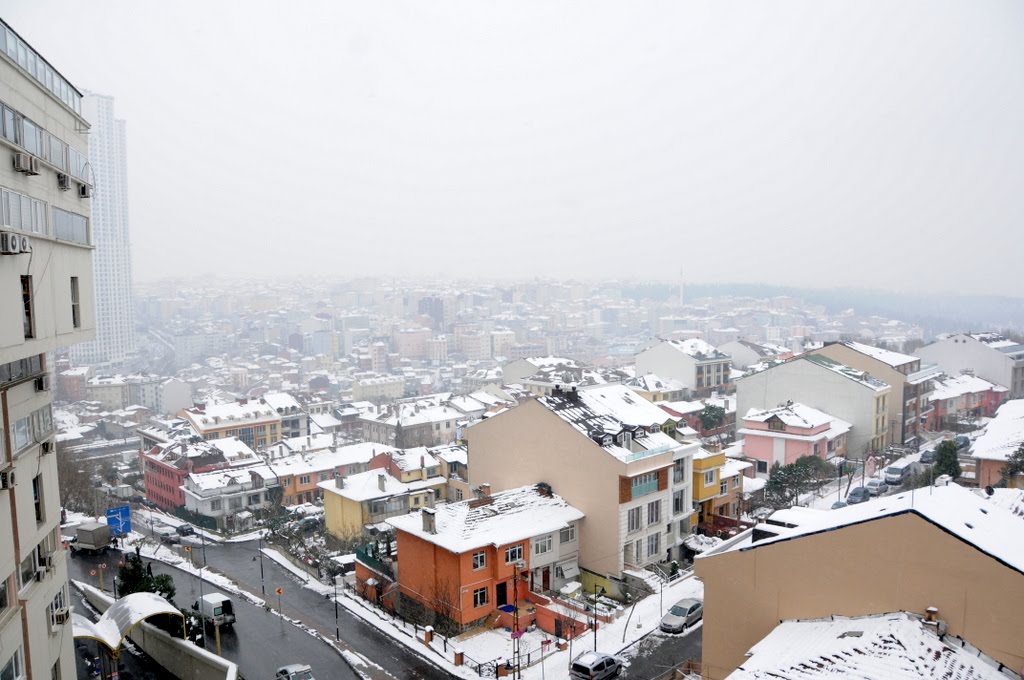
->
[56,446,97,513]
[431,575,460,635]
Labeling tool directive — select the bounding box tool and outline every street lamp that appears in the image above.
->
[257,530,266,597]
[334,574,342,641]
[592,584,606,651]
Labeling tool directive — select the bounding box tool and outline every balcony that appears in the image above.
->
[631,480,659,499]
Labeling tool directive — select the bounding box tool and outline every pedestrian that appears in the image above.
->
[146,561,153,576]
[135,545,141,558]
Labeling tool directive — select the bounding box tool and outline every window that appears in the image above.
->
[768,419,785,431]
[228,497,242,510]
[48,586,67,629]
[299,475,310,485]
[719,481,727,495]
[70,277,80,328]
[504,544,523,564]
[248,494,260,505]
[703,471,715,486]
[627,507,642,532]
[647,533,660,557]
[21,276,33,338]
[0,574,9,611]
[53,208,89,245]
[473,587,488,608]
[32,475,44,523]
[1,649,23,680]
[210,499,222,511]
[534,536,551,555]
[18,553,35,590]
[673,459,686,483]
[472,551,486,570]
[756,460,768,474]
[560,523,576,543]
[647,500,660,525]
[673,490,686,515]
[631,472,658,499]
[634,539,643,564]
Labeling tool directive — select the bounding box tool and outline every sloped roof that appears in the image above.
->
[744,403,839,430]
[386,485,584,553]
[728,612,1009,679]
[841,341,918,368]
[972,399,1024,462]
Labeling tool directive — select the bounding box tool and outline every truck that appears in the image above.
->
[73,522,112,555]
[193,593,236,628]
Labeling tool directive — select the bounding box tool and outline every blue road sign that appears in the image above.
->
[105,505,132,536]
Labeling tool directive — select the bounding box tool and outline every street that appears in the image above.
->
[67,547,362,680]
[622,626,702,680]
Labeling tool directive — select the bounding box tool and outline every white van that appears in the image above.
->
[884,456,918,486]
[193,593,236,627]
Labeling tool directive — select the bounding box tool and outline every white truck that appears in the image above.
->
[193,593,236,628]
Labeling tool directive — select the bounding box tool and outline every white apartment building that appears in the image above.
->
[68,93,134,369]
[636,338,732,397]
[1,21,95,680]
[915,333,1024,399]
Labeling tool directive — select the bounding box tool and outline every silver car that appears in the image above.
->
[275,665,314,680]
[659,597,703,633]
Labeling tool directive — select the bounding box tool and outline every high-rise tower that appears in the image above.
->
[69,93,134,368]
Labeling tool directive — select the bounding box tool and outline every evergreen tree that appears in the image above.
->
[116,554,176,604]
[933,440,961,480]
[1001,443,1024,483]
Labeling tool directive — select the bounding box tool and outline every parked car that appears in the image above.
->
[846,487,871,504]
[570,652,622,680]
[919,448,936,464]
[156,527,180,544]
[275,665,314,680]
[176,524,196,537]
[659,598,704,633]
[955,435,970,451]
[831,501,848,510]
[865,479,889,496]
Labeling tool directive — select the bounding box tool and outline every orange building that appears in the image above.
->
[386,484,584,631]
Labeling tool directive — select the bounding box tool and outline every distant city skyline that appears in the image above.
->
[4,1,1023,296]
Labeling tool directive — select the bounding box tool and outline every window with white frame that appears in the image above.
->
[534,536,552,555]
[647,533,660,557]
[228,497,242,510]
[703,470,715,486]
[719,481,727,495]
[0,573,9,612]
[627,507,642,532]
[504,544,523,564]
[647,500,660,525]
[48,586,67,630]
[560,523,576,543]
[1,648,23,680]
[299,475,310,485]
[473,587,488,607]
[673,490,686,515]
[18,553,35,591]
[248,494,261,505]
[472,551,486,570]
[210,499,222,511]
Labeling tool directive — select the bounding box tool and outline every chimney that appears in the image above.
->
[335,473,344,489]
[479,483,491,497]
[378,473,387,492]
[420,455,425,469]
[422,507,436,534]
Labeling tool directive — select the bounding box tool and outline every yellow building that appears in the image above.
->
[692,448,745,526]
[319,469,444,538]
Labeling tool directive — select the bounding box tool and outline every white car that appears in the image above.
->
[275,665,314,680]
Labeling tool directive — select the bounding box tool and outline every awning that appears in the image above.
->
[556,560,580,579]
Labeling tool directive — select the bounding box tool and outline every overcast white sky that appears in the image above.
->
[4,1,1023,293]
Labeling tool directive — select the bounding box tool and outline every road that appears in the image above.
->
[622,626,702,680]
[66,547,362,680]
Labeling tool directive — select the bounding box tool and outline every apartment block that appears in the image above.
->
[1,21,95,680]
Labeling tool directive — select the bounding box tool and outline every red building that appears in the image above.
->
[142,438,259,510]
[926,374,1009,432]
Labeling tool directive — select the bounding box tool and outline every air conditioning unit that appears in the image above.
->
[0,232,21,255]
[57,173,70,190]
[53,607,70,625]
[78,184,92,198]
[28,157,41,175]
[35,375,50,392]
[13,152,32,173]
[18,234,31,253]
[0,470,14,490]
[40,440,54,455]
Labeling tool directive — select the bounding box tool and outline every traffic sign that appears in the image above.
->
[90,570,96,576]
[184,546,191,552]
[100,563,107,569]
[105,505,132,536]
[275,587,284,595]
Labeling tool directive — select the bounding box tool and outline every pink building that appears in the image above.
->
[926,374,1009,432]
[738,402,851,475]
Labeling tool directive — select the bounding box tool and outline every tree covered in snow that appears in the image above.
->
[1001,443,1024,483]
[116,553,176,605]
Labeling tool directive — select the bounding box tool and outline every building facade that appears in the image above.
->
[635,338,732,398]
[68,93,134,368]
[915,333,1024,399]
[1,21,95,680]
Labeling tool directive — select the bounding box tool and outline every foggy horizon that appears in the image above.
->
[5,1,1023,295]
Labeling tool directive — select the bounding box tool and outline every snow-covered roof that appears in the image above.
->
[972,399,1024,462]
[261,391,302,412]
[722,459,752,478]
[734,483,1024,575]
[358,402,463,427]
[841,341,918,368]
[537,385,683,462]
[386,485,584,553]
[661,338,729,361]
[971,332,1022,350]
[430,444,468,466]
[627,373,687,393]
[931,374,1006,401]
[185,399,279,429]
[147,437,259,470]
[72,589,183,653]
[802,355,889,391]
[743,403,846,431]
[185,463,275,492]
[729,612,1010,679]
[318,469,441,502]
[269,442,395,476]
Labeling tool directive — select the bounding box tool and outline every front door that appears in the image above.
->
[495,581,508,606]
[542,567,550,591]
